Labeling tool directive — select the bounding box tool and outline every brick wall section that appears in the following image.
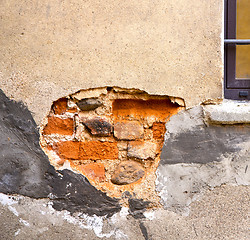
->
[43,116,74,135]
[40,87,182,203]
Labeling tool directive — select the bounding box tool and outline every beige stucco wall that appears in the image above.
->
[0,0,223,124]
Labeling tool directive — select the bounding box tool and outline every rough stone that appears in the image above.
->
[79,141,118,160]
[43,116,74,135]
[76,163,105,182]
[81,117,113,136]
[114,120,144,140]
[57,141,80,160]
[111,161,145,185]
[76,98,102,111]
[127,141,158,160]
[52,98,68,115]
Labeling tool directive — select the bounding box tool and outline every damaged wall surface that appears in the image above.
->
[0,88,249,239]
[0,0,249,239]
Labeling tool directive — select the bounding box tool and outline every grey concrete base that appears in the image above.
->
[1,185,249,240]
[157,106,250,215]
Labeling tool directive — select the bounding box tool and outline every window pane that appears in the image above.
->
[236,0,250,79]
[236,0,250,39]
[236,45,250,78]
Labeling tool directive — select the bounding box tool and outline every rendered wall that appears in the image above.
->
[0,0,223,124]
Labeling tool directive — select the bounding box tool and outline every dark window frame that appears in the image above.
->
[224,0,250,100]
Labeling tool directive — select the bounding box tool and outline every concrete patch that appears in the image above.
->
[158,105,250,214]
[0,185,249,239]
[161,106,250,164]
[0,89,121,216]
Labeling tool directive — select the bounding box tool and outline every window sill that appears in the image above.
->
[203,100,250,124]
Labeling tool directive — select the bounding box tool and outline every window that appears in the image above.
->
[224,0,250,100]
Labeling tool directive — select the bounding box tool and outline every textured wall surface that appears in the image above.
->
[1,1,249,239]
[0,0,223,124]
[0,90,249,239]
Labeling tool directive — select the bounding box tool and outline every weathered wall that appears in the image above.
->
[0,90,249,239]
[0,0,223,124]
[2,1,249,239]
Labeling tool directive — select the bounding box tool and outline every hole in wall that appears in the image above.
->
[40,87,184,207]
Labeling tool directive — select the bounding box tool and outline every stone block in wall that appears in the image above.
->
[43,116,74,135]
[76,98,103,111]
[79,141,118,160]
[111,161,145,185]
[80,117,113,136]
[127,141,158,160]
[114,120,144,140]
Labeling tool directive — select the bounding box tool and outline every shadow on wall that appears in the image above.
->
[0,89,121,216]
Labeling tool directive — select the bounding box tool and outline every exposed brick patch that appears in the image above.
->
[74,163,106,182]
[79,141,118,160]
[127,141,158,160]
[57,141,80,160]
[114,120,144,140]
[40,87,183,206]
[52,98,68,115]
[43,116,74,135]
[81,117,113,136]
[153,122,166,140]
[111,161,145,185]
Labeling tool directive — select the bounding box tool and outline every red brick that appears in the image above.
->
[52,98,68,115]
[152,122,166,140]
[57,141,80,160]
[79,141,118,160]
[76,163,105,182]
[112,99,180,121]
[43,116,74,135]
[114,120,143,140]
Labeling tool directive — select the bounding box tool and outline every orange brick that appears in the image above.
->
[43,116,74,135]
[112,99,180,121]
[76,163,105,182]
[57,141,80,160]
[79,141,118,160]
[152,122,166,140]
[52,98,68,115]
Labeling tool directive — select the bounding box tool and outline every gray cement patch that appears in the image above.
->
[0,185,249,240]
[157,106,250,214]
[161,106,250,164]
[0,89,121,216]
